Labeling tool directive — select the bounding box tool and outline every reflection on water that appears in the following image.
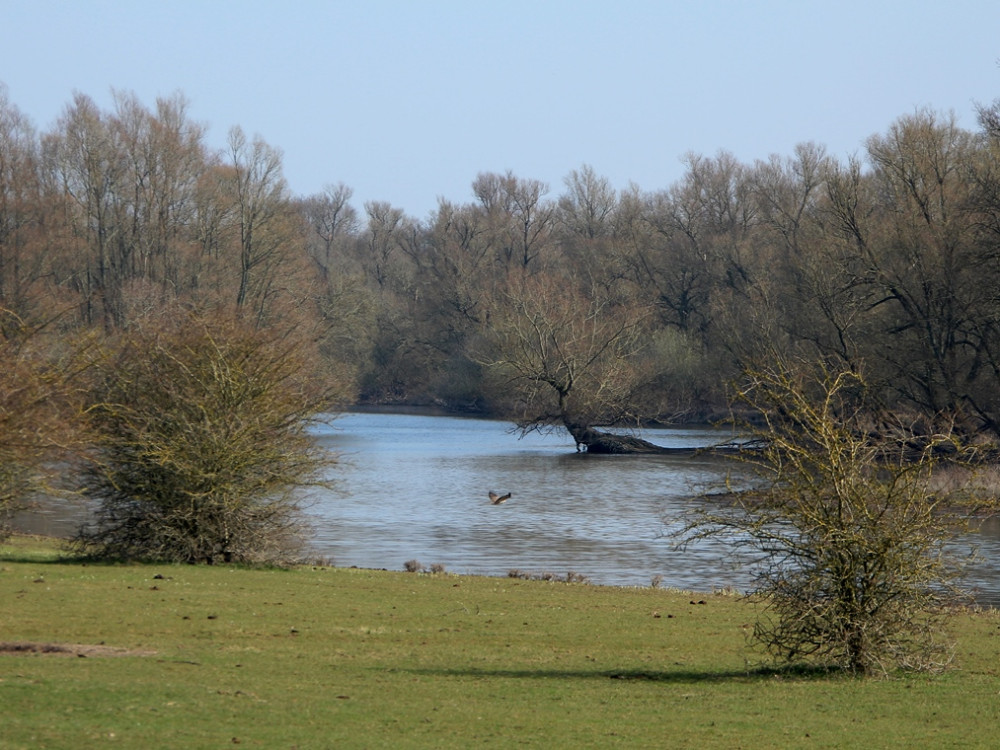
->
[12,410,1000,602]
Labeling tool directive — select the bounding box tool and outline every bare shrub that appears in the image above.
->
[680,362,995,676]
[74,311,337,564]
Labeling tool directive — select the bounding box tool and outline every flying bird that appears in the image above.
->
[489,491,512,505]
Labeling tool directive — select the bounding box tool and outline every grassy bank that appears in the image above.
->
[2,534,1000,749]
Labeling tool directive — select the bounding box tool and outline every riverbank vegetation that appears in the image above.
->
[3,85,1000,680]
[72,311,339,565]
[3,535,1000,748]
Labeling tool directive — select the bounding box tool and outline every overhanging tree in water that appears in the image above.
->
[477,268,679,453]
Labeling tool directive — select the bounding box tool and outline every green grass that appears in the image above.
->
[3,534,1000,749]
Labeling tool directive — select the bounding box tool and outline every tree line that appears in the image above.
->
[3,86,1000,445]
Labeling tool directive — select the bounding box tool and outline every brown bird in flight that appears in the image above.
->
[489,491,512,505]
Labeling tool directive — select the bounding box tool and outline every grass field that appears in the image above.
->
[3,534,1000,749]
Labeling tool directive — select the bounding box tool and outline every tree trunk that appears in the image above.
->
[564,421,699,455]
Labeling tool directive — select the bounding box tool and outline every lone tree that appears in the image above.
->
[75,311,337,564]
[680,361,992,675]
[476,269,676,453]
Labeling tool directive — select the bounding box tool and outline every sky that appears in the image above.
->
[1,0,998,220]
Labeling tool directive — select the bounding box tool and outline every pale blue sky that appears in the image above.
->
[2,1,998,218]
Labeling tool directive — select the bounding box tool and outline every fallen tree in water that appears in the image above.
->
[567,423,695,454]
[565,422,745,455]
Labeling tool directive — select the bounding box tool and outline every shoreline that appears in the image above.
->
[1,531,729,596]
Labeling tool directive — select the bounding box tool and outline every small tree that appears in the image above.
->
[75,311,336,564]
[681,361,991,675]
[477,268,672,453]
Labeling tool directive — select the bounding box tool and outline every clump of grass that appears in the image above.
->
[403,560,447,574]
[298,554,335,568]
[713,585,740,596]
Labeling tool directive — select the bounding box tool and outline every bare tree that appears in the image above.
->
[44,93,129,329]
[629,188,715,335]
[0,85,48,328]
[557,164,617,240]
[109,90,207,297]
[300,182,358,280]
[472,171,555,269]
[477,268,672,452]
[362,200,410,290]
[421,199,494,323]
[825,110,998,437]
[227,126,297,322]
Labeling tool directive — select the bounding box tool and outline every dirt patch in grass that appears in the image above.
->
[0,641,156,658]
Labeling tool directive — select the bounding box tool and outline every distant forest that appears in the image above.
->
[3,85,1000,443]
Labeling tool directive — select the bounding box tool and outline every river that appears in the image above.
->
[306,411,1000,603]
[306,411,743,590]
[12,410,1000,602]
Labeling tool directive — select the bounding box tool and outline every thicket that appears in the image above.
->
[0,310,89,538]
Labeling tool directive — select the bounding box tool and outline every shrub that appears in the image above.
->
[74,311,337,564]
[680,362,994,675]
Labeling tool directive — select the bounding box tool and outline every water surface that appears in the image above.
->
[307,412,1000,603]
[14,410,1000,602]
